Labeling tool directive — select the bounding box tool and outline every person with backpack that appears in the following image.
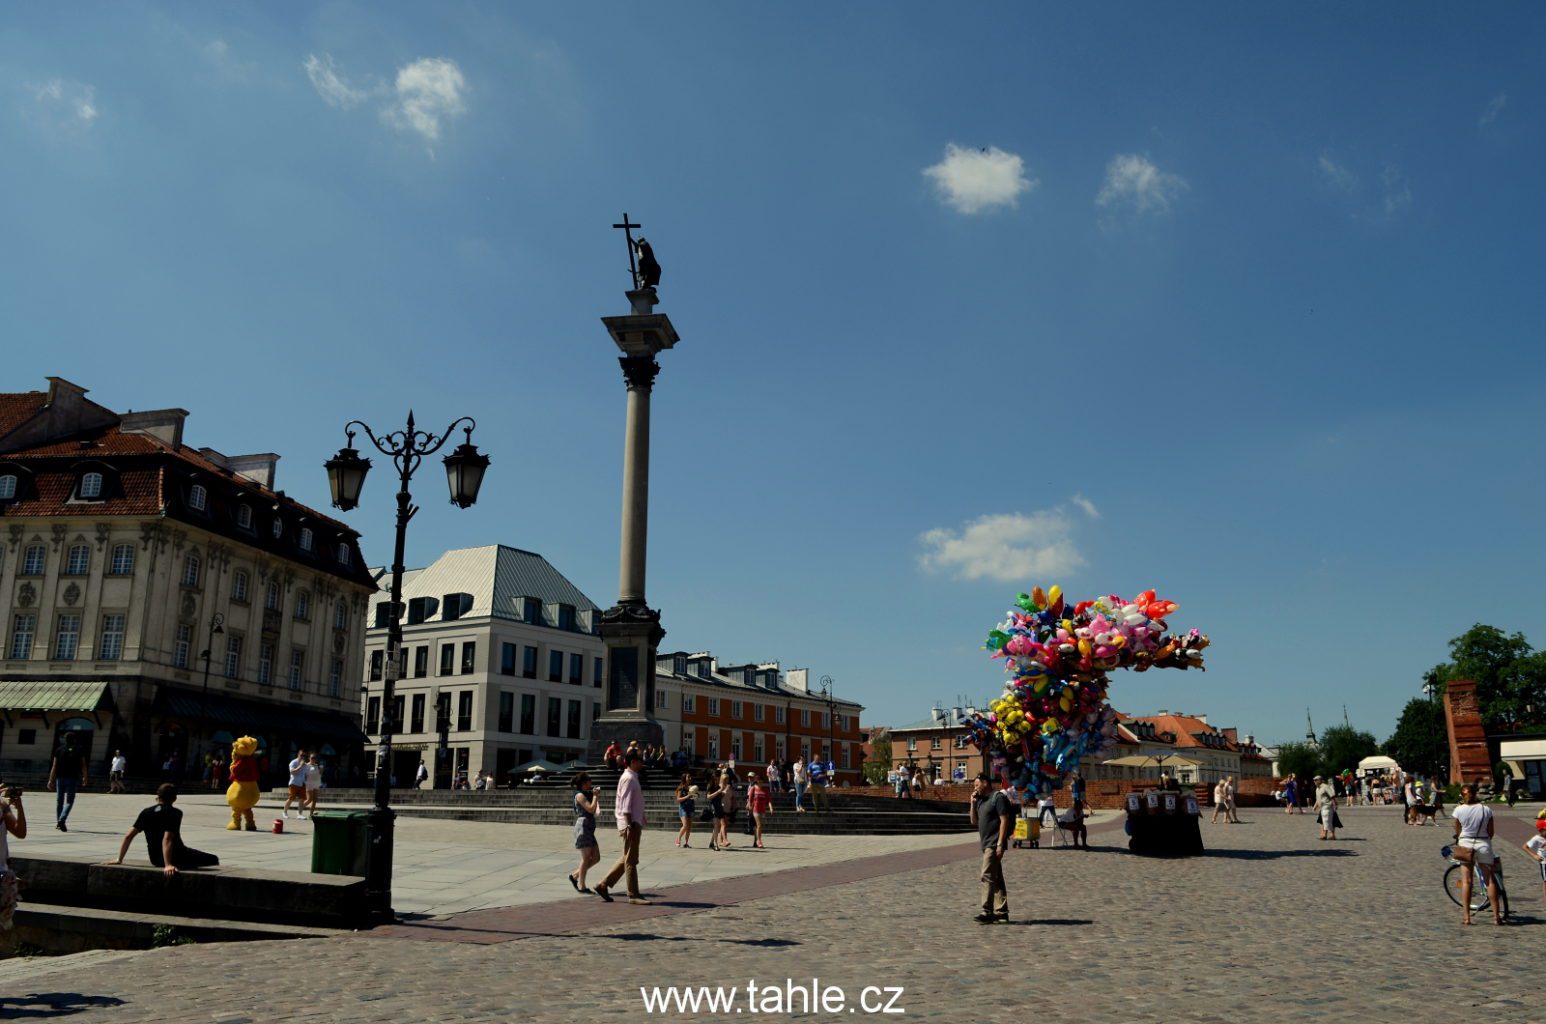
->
[46,734,89,832]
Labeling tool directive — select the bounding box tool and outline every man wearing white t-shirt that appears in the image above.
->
[283,750,308,819]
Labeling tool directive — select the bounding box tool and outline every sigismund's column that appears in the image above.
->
[591,219,678,759]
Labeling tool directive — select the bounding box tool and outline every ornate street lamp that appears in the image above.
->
[325,411,489,921]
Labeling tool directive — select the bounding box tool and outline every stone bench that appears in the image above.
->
[10,854,370,929]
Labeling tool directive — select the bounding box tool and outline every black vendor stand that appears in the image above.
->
[1125,787,1204,857]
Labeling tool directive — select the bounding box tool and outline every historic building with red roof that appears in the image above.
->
[0,377,376,781]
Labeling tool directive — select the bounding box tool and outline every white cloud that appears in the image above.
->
[383,57,467,144]
[918,511,1085,583]
[1317,154,1357,192]
[1070,494,1100,520]
[922,143,1035,214]
[204,39,257,81]
[1095,153,1186,215]
[1380,164,1411,217]
[29,78,98,128]
[1480,92,1507,127]
[303,53,369,109]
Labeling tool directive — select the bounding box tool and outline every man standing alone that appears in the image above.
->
[969,772,1013,924]
[46,734,89,832]
[595,748,649,905]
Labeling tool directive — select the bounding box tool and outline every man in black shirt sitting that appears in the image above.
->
[109,784,219,875]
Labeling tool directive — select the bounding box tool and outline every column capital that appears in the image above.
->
[619,355,661,391]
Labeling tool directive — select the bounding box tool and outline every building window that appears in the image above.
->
[546,697,561,737]
[567,699,582,739]
[336,541,351,565]
[295,591,310,621]
[906,737,918,752]
[775,705,786,724]
[289,648,304,690]
[414,646,428,678]
[52,613,81,660]
[498,692,514,732]
[754,704,765,722]
[800,708,810,727]
[501,642,517,676]
[64,544,89,576]
[548,650,562,682]
[568,653,582,685]
[8,613,35,659]
[236,504,253,529]
[98,613,125,660]
[397,648,408,680]
[594,657,604,688]
[557,604,575,631]
[332,602,347,630]
[520,693,535,734]
[522,598,541,625]
[224,634,243,678]
[707,734,719,759]
[327,658,342,698]
[754,739,764,763]
[840,745,850,769]
[265,581,281,611]
[231,569,250,603]
[188,484,208,512]
[657,690,669,709]
[109,543,134,575]
[366,696,381,733]
[181,553,201,588]
[271,518,283,539]
[410,694,426,733]
[258,642,274,685]
[460,641,476,674]
[22,544,45,576]
[439,644,454,675]
[299,527,314,552]
[369,650,383,682]
[0,474,15,499]
[523,646,538,679]
[931,736,941,750]
[707,698,720,716]
[173,623,192,669]
[78,471,104,499]
[731,739,741,760]
[731,700,743,719]
[683,694,695,713]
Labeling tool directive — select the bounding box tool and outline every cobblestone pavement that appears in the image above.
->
[14,792,985,916]
[2,803,1539,1023]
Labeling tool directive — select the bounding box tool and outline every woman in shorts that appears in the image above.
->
[747,772,772,849]
[674,773,696,848]
[1452,782,1501,925]
[707,772,731,851]
[568,773,600,894]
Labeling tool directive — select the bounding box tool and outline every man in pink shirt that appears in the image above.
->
[595,748,648,905]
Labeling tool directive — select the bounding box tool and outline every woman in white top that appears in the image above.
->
[1211,780,1228,824]
[0,781,27,934]
[1452,782,1500,926]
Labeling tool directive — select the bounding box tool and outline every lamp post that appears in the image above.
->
[198,612,225,766]
[325,411,490,920]
[819,675,836,781]
[1422,671,1443,784]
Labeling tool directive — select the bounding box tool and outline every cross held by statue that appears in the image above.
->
[613,213,642,289]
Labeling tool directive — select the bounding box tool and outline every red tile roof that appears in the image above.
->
[0,392,47,438]
[1126,713,1240,752]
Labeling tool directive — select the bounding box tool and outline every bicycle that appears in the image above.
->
[1442,845,1509,921]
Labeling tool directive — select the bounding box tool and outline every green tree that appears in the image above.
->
[1315,723,1379,778]
[1276,741,1319,786]
[1432,624,1546,731]
[1382,697,1446,777]
[862,729,893,786]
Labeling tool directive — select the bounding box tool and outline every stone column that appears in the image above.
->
[590,289,679,760]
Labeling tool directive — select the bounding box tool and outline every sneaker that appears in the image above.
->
[594,886,614,903]
[283,811,290,819]
[974,913,996,924]
[994,912,1010,924]
[628,896,652,905]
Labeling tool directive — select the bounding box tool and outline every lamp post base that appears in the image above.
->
[363,805,398,923]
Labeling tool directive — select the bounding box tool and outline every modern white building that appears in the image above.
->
[362,544,606,786]
[0,377,375,779]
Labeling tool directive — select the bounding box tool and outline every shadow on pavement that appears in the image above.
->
[0,993,127,1019]
[1012,919,1093,927]
[1206,848,1358,860]
[605,933,800,947]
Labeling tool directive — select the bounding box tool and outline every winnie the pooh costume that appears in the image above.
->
[225,735,261,830]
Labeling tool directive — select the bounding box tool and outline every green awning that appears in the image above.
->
[0,680,113,713]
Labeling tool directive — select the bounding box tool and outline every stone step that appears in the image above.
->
[316,802,970,834]
[11,903,346,956]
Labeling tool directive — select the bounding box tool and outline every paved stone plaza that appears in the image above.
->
[1,802,1539,1023]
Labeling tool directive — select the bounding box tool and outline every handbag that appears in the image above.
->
[1451,843,1475,865]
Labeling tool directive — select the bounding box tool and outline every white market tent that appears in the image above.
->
[1357,755,1399,776]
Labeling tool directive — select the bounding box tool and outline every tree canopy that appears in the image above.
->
[1382,697,1446,777]
[1276,741,1320,783]
[862,729,892,785]
[1430,623,1546,732]
[1316,724,1380,777]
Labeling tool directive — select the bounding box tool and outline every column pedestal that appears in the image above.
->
[591,603,666,758]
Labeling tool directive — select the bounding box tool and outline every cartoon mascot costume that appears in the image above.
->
[225,735,261,830]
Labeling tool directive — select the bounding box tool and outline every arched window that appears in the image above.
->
[0,474,16,500]
[336,541,351,566]
[299,527,314,553]
[295,590,311,621]
[22,544,45,575]
[64,544,90,576]
[181,552,201,588]
[232,569,250,603]
[188,484,208,512]
[236,505,253,529]
[78,472,103,499]
[334,601,348,630]
[265,580,281,611]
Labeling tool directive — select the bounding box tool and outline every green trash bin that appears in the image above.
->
[311,810,370,876]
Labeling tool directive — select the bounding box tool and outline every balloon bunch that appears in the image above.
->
[967,586,1209,790]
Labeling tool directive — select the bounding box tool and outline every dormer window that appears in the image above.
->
[336,541,351,565]
[79,472,103,499]
[236,505,253,530]
[0,474,16,500]
[189,484,208,512]
[557,604,575,631]
[271,518,283,539]
[673,655,687,674]
[299,527,314,553]
[522,597,541,625]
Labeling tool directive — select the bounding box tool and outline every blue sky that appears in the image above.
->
[4,4,1544,745]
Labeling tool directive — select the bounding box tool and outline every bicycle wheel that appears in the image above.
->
[1445,863,1491,912]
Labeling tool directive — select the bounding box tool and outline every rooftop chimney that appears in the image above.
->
[120,408,189,449]
[225,453,281,490]
[786,668,809,693]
